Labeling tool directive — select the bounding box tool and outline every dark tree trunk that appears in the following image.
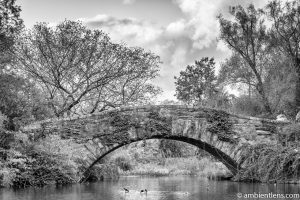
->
[256,82,272,115]
[5,117,16,131]
[295,76,300,108]
[295,58,300,110]
[251,64,272,115]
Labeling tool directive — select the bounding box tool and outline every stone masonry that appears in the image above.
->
[21,105,289,180]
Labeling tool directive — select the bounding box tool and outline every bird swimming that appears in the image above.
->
[140,189,148,195]
[123,188,129,193]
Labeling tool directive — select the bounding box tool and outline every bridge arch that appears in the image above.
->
[82,135,239,181]
[21,105,283,182]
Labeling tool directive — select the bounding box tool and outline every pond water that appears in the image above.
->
[1,176,300,200]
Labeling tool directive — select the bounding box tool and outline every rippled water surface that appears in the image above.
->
[1,176,300,200]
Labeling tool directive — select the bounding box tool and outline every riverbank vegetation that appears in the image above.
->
[1,0,300,188]
[234,122,300,183]
[108,140,229,179]
[0,131,78,188]
[234,144,300,183]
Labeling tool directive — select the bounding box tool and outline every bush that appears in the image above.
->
[13,148,77,188]
[280,123,300,145]
[0,112,8,129]
[0,144,78,188]
[114,156,132,171]
[130,163,169,176]
[0,167,17,187]
[84,164,119,182]
[159,140,183,158]
[234,143,300,182]
[0,129,14,149]
[231,95,265,116]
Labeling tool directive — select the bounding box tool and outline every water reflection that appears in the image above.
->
[1,176,300,200]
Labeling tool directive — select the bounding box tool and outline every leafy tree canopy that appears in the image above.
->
[266,0,300,109]
[174,57,217,105]
[15,20,161,116]
[0,0,23,66]
[218,4,272,114]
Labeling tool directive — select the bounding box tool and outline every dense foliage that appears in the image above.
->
[0,0,23,66]
[172,0,300,118]
[218,4,272,114]
[266,0,300,109]
[174,57,217,105]
[235,144,300,183]
[14,20,161,117]
[0,133,78,188]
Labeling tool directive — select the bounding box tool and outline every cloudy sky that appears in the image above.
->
[19,0,271,101]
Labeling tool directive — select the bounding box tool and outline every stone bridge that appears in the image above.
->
[21,105,288,181]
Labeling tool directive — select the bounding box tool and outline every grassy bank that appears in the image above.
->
[107,140,231,179]
[119,157,230,179]
[234,143,300,183]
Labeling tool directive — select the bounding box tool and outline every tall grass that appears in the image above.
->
[108,140,230,178]
[116,156,230,178]
[234,143,300,183]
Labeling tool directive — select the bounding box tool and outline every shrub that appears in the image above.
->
[0,112,8,129]
[0,167,17,187]
[130,163,169,176]
[84,164,119,182]
[0,144,78,188]
[13,148,77,188]
[280,123,300,145]
[114,156,132,171]
[0,129,14,149]
[231,95,265,116]
[159,140,183,158]
[234,143,300,182]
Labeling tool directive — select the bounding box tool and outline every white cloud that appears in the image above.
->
[79,0,276,100]
[166,19,186,37]
[173,0,222,49]
[81,10,226,100]
[81,15,162,46]
[122,0,136,5]
[170,46,188,68]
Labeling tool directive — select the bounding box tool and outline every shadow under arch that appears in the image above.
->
[80,135,239,183]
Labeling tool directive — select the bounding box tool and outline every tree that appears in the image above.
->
[266,0,300,110]
[0,0,41,130]
[0,69,52,130]
[0,0,23,67]
[218,53,255,98]
[82,58,161,114]
[15,20,161,117]
[219,48,297,116]
[174,57,217,105]
[262,50,297,116]
[218,4,273,114]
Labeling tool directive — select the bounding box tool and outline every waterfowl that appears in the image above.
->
[140,189,148,194]
[123,188,129,193]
